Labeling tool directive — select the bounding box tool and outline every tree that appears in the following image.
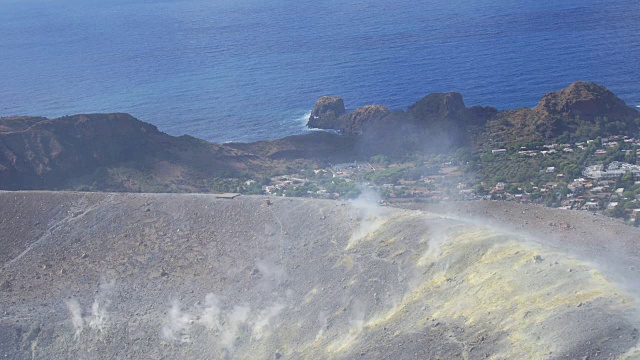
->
[545,193,554,207]
[564,164,580,180]
[616,172,634,190]
[474,184,488,196]
[508,184,522,194]
[624,147,637,164]
[370,154,390,166]
[594,137,602,147]
[557,131,571,144]
[403,167,423,181]
[611,203,627,219]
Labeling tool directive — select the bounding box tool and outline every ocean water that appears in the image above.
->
[1,0,639,143]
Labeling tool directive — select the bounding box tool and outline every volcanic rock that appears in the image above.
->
[1,82,638,192]
[0,113,272,191]
[0,280,10,291]
[408,92,467,121]
[478,82,640,148]
[1,192,640,359]
[534,81,639,121]
[307,96,346,129]
[337,104,390,134]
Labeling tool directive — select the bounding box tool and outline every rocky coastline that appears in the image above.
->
[0,81,638,192]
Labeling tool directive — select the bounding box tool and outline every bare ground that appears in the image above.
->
[1,192,640,359]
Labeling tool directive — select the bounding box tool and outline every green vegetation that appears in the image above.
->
[361,167,406,185]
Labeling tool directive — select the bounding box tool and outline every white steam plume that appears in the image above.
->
[418,233,447,265]
[161,292,286,352]
[315,311,329,341]
[347,188,387,248]
[199,293,222,331]
[65,299,84,338]
[88,280,114,332]
[252,303,285,340]
[220,305,250,350]
[162,300,192,343]
[328,301,365,352]
[256,260,287,284]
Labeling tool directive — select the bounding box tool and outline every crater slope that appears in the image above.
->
[1,192,639,359]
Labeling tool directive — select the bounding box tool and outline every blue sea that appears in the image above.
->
[1,0,639,143]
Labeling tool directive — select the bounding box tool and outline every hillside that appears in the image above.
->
[1,192,640,359]
[308,81,640,150]
[0,114,355,192]
[479,81,640,148]
[0,82,637,193]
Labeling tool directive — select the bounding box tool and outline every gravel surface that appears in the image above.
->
[399,200,640,285]
[1,192,639,359]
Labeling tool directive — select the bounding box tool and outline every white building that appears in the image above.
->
[583,162,640,179]
[584,202,600,210]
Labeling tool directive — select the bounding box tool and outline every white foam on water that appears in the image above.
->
[294,110,328,134]
[297,110,312,126]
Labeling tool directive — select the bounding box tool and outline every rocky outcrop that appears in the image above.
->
[2,82,638,190]
[407,92,497,127]
[468,105,499,123]
[0,113,163,188]
[306,82,639,150]
[534,81,639,121]
[408,92,467,121]
[0,113,269,191]
[306,96,345,129]
[36,113,161,139]
[305,91,498,153]
[477,82,640,148]
[337,104,390,134]
[306,92,493,139]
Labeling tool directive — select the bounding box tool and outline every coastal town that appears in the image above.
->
[254,134,640,225]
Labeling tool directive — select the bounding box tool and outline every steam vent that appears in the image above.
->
[2,191,640,359]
